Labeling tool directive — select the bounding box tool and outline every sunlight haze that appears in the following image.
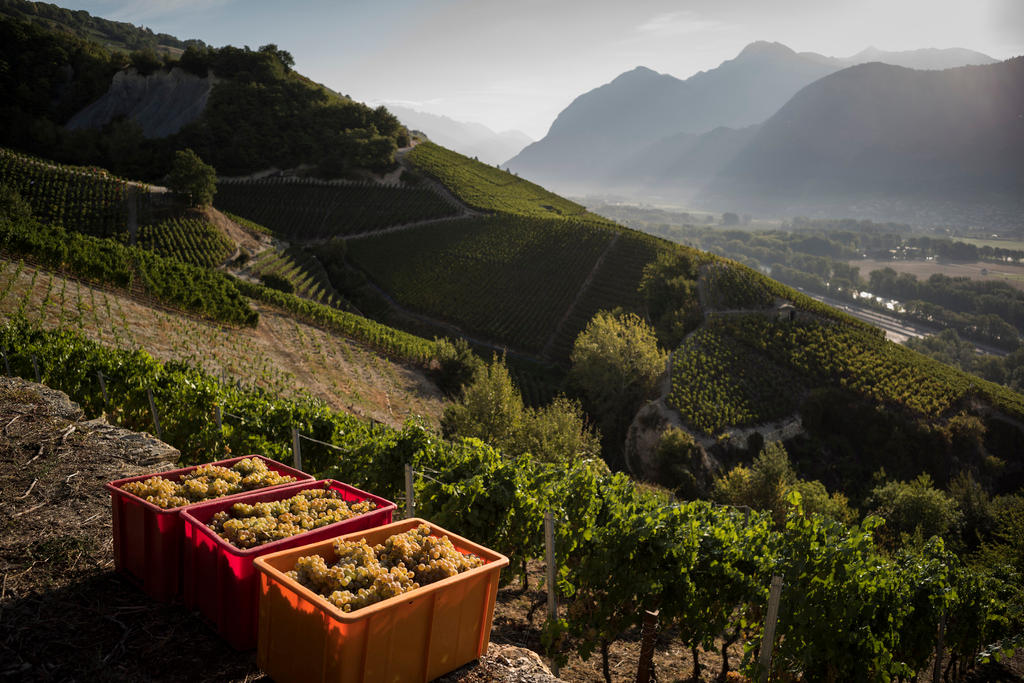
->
[54,0,1024,138]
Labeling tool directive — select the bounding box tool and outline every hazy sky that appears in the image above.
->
[58,1,1024,139]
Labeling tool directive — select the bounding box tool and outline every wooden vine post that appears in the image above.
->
[757,575,784,683]
[404,464,415,518]
[544,510,559,677]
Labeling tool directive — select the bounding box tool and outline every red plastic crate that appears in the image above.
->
[180,479,395,650]
[106,454,312,602]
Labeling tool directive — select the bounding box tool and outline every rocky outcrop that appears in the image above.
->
[438,643,560,682]
[66,67,215,139]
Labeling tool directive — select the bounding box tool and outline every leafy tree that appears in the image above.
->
[638,250,703,347]
[430,337,484,396]
[518,395,601,465]
[442,356,600,464]
[129,48,163,75]
[258,43,294,71]
[0,183,31,222]
[714,441,854,524]
[721,212,740,226]
[167,148,216,207]
[441,356,523,449]
[569,311,666,457]
[653,426,705,497]
[868,473,962,547]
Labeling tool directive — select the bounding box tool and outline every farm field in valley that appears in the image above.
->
[853,258,1024,290]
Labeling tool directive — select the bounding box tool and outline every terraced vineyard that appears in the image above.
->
[347,215,617,353]
[668,322,805,434]
[0,147,130,236]
[669,314,1024,435]
[0,258,444,426]
[248,248,347,309]
[408,142,609,221]
[127,217,235,268]
[700,260,776,311]
[214,179,459,240]
[0,216,257,326]
[546,230,667,360]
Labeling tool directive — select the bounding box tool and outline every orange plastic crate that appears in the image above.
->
[106,454,312,601]
[180,479,395,650]
[254,518,509,683]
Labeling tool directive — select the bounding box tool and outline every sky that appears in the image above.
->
[56,0,1024,140]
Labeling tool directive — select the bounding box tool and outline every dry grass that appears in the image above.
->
[0,259,444,429]
[854,259,1024,291]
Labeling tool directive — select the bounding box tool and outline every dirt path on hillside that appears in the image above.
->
[201,206,270,256]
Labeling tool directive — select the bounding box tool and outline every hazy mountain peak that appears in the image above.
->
[737,41,797,59]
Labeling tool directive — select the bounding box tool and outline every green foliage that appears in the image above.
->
[173,46,404,176]
[214,179,457,239]
[408,141,607,221]
[868,474,962,546]
[700,314,1024,422]
[126,216,234,268]
[713,442,854,525]
[652,426,705,497]
[0,315,1017,680]
[429,337,484,396]
[442,358,524,451]
[248,247,346,308]
[701,260,775,311]
[442,356,599,464]
[569,311,665,461]
[0,0,206,55]
[259,272,293,294]
[0,14,117,145]
[0,214,256,326]
[0,182,31,222]
[167,149,216,207]
[638,248,705,348]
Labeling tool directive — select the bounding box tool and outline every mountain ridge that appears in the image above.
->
[505,41,999,195]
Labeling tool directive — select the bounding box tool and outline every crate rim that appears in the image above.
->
[254,517,509,624]
[179,479,397,558]
[105,454,311,514]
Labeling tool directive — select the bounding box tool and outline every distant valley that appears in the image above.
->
[507,41,1021,230]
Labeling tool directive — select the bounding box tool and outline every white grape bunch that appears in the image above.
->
[287,524,484,612]
[121,457,297,508]
[207,485,378,549]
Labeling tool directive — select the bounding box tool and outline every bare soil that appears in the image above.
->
[200,206,270,257]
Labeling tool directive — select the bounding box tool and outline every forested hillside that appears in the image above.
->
[0,13,408,180]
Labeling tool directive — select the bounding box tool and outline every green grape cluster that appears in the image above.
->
[120,457,297,509]
[207,486,377,549]
[287,524,484,613]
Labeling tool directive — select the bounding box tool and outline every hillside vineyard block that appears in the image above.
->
[254,518,509,683]
[180,479,396,650]
[106,454,312,601]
